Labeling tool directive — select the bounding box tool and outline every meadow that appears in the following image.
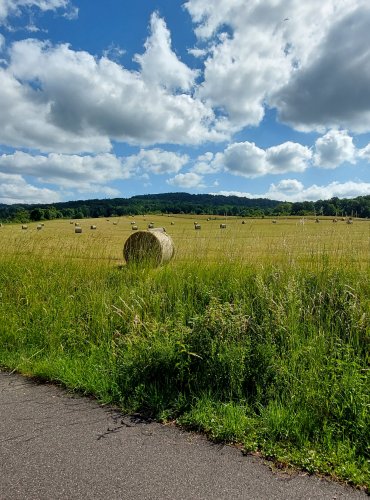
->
[0,215,369,489]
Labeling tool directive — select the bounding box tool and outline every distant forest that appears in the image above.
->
[1,192,369,223]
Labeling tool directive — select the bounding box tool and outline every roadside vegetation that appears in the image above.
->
[0,216,368,489]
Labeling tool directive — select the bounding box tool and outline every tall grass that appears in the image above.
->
[0,217,369,488]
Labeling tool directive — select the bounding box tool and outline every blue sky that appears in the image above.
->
[0,0,370,204]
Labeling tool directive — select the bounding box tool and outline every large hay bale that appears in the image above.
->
[75,227,82,234]
[123,229,174,266]
[220,223,226,229]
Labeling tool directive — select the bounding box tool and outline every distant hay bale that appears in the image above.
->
[123,229,175,266]
[170,221,175,225]
[194,224,201,230]
[130,221,136,225]
[41,223,44,226]
[241,220,246,224]
[75,222,80,226]
[333,219,338,223]
[75,227,82,234]
[220,223,226,229]
[194,221,198,225]
[272,220,277,224]
[347,219,353,224]
[90,225,97,230]
[113,222,118,225]
[37,224,42,230]
[132,225,138,230]
[22,225,28,230]
[148,223,154,229]
[315,218,320,223]
[70,221,74,224]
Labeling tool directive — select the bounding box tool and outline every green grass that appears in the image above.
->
[0,217,369,490]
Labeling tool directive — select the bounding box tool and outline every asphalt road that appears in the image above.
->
[0,371,367,500]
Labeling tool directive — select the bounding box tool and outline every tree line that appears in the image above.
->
[0,192,369,223]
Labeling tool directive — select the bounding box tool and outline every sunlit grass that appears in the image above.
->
[0,215,369,489]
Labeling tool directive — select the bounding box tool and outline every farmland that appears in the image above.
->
[0,215,369,488]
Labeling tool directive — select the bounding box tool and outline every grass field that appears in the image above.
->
[0,215,369,489]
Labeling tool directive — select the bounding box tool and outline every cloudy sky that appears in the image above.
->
[0,0,370,204]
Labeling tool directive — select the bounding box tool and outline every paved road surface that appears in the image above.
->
[0,371,367,500]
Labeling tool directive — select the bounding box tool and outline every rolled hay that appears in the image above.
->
[194,224,201,230]
[37,224,42,230]
[148,223,154,229]
[220,223,226,229]
[170,221,175,225]
[75,222,80,227]
[132,225,138,230]
[75,227,82,234]
[70,221,74,224]
[149,226,166,233]
[272,220,277,224]
[123,229,174,266]
[130,221,136,225]
[22,225,28,230]
[90,225,97,230]
[315,218,320,223]
[113,222,118,225]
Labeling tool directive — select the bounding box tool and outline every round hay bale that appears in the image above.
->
[75,222,80,226]
[315,218,320,223]
[148,223,154,229]
[37,224,42,230]
[220,223,226,229]
[75,227,82,234]
[22,225,28,230]
[194,224,201,230]
[170,221,175,225]
[90,225,97,230]
[123,230,174,266]
[241,220,246,224]
[132,225,138,230]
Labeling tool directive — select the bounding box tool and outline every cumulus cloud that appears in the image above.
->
[0,172,60,204]
[273,6,370,132]
[185,0,369,133]
[0,151,131,189]
[0,18,224,154]
[124,149,189,175]
[208,141,312,178]
[215,180,370,202]
[314,130,356,168]
[134,12,198,91]
[167,172,205,189]
[0,0,71,24]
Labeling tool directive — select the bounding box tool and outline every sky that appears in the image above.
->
[0,0,370,204]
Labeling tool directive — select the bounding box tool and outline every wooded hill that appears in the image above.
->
[1,192,369,223]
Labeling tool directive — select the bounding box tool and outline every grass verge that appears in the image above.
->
[0,256,369,490]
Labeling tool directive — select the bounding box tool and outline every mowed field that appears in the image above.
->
[0,215,368,268]
[0,215,369,489]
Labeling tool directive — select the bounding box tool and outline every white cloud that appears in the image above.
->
[272,5,370,133]
[185,0,370,133]
[124,149,189,175]
[0,172,60,204]
[0,34,223,153]
[314,130,356,168]
[167,172,205,189]
[0,151,132,189]
[134,12,198,92]
[266,142,312,173]
[0,0,70,24]
[215,180,370,202]
[208,140,312,178]
[357,143,370,161]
